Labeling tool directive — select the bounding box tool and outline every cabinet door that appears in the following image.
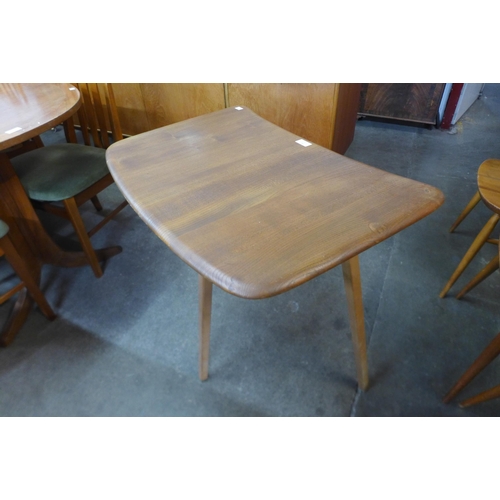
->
[359,84,446,125]
[227,83,360,153]
[139,84,225,130]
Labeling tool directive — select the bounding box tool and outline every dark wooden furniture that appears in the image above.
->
[441,158,500,298]
[0,220,56,346]
[0,83,121,345]
[359,84,446,125]
[106,107,444,390]
[10,83,128,278]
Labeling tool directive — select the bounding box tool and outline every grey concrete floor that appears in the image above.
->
[1,85,500,417]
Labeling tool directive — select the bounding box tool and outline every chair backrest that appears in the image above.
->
[66,83,123,149]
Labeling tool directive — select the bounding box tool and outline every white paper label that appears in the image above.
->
[295,139,312,147]
[235,107,243,110]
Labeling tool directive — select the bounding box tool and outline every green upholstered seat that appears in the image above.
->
[0,220,9,239]
[10,144,109,202]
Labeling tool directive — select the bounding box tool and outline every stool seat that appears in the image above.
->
[478,158,500,213]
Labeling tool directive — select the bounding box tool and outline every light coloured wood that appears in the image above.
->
[440,213,500,297]
[106,84,360,154]
[477,158,500,213]
[107,84,150,136]
[456,254,499,299]
[199,275,213,381]
[341,256,369,390]
[107,107,444,386]
[227,84,341,151]
[449,190,481,233]
[139,83,225,131]
[107,107,444,300]
[460,384,500,407]
[444,330,500,404]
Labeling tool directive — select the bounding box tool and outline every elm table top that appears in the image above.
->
[106,107,444,299]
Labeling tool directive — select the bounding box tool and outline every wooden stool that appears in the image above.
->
[443,235,500,407]
[440,159,500,298]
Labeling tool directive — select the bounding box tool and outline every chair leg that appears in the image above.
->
[449,191,482,233]
[456,254,499,299]
[460,384,500,407]
[1,289,33,347]
[443,331,500,403]
[63,197,103,278]
[440,213,500,298]
[90,195,103,212]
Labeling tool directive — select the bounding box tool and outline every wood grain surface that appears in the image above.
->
[227,83,340,150]
[106,107,444,299]
[359,84,445,124]
[0,83,80,150]
[477,158,500,213]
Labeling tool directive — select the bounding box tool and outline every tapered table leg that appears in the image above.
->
[443,331,500,403]
[440,213,500,298]
[199,275,213,381]
[342,255,369,391]
[449,191,481,233]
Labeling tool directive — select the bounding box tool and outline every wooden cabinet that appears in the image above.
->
[100,83,361,154]
[358,84,446,125]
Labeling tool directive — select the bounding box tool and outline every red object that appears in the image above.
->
[440,83,464,129]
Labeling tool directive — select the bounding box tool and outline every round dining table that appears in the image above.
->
[0,83,121,345]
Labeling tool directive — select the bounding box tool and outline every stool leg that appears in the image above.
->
[443,331,500,403]
[449,191,481,233]
[460,384,500,407]
[440,213,500,298]
[456,254,499,299]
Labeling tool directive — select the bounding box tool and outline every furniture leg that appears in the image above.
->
[0,231,55,320]
[449,191,481,233]
[63,197,103,278]
[199,275,213,381]
[443,331,500,403]
[90,196,103,212]
[440,213,500,298]
[460,384,500,407]
[456,254,499,299]
[0,153,122,270]
[1,289,33,347]
[342,255,369,391]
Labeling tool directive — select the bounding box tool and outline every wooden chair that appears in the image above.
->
[0,219,55,346]
[440,158,500,297]
[9,83,128,278]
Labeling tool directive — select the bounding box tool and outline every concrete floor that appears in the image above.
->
[1,85,500,417]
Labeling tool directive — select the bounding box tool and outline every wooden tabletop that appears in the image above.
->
[106,107,444,299]
[0,83,80,150]
[478,158,500,213]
